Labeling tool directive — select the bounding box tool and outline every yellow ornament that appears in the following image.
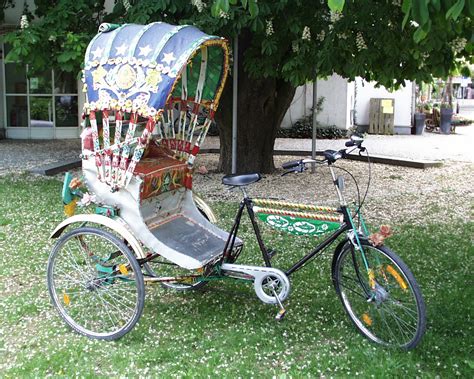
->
[64,200,77,217]
[145,69,162,89]
[92,66,107,86]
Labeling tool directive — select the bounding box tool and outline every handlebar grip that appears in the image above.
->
[282,160,301,170]
[345,140,356,147]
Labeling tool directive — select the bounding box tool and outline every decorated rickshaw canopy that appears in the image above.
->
[83,22,229,118]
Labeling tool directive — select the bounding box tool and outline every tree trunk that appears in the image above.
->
[215,33,296,174]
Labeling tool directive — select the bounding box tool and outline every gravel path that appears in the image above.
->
[203,124,474,163]
[0,139,81,175]
[192,154,473,226]
[1,136,472,226]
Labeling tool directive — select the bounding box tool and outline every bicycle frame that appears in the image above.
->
[220,165,371,277]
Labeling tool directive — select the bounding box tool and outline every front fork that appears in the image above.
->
[329,164,378,294]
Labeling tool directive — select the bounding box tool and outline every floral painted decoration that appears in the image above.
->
[69,177,83,190]
[78,192,96,207]
[368,225,393,247]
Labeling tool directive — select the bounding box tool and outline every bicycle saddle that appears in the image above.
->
[222,173,262,186]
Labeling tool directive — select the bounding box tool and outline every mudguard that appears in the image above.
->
[50,214,146,259]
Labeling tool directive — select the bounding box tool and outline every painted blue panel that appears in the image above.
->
[83,22,224,116]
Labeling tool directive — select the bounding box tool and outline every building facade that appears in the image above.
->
[282,75,415,135]
[0,0,83,140]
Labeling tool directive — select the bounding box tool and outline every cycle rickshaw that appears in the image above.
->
[47,22,426,350]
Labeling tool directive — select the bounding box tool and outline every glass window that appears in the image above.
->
[5,64,27,94]
[54,71,78,94]
[55,96,78,127]
[30,96,53,127]
[29,70,52,94]
[6,96,28,127]
[3,43,79,131]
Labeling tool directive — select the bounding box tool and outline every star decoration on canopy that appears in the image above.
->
[91,47,103,60]
[115,43,128,56]
[139,45,152,57]
[161,52,176,65]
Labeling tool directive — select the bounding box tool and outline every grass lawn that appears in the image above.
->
[0,174,472,377]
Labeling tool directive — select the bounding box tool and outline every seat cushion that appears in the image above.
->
[134,145,188,200]
[222,173,262,186]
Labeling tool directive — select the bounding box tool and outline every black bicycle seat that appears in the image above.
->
[222,173,262,186]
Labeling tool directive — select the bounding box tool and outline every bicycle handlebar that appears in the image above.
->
[281,135,365,173]
[281,160,302,170]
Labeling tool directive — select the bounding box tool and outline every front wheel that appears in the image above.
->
[47,227,145,340]
[332,241,426,350]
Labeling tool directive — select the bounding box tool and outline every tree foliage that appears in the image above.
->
[5,1,472,82]
[3,1,472,172]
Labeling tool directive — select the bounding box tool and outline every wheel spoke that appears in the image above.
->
[334,243,425,349]
[47,228,144,340]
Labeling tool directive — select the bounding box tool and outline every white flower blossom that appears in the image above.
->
[392,0,402,6]
[48,35,57,42]
[316,30,325,42]
[265,19,274,36]
[302,26,311,41]
[356,32,367,51]
[337,32,348,40]
[292,40,299,53]
[191,0,206,13]
[330,11,342,23]
[20,15,29,29]
[218,10,230,19]
[451,37,467,54]
[122,0,132,11]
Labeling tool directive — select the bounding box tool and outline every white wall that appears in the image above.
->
[282,74,352,130]
[355,78,413,128]
[281,84,312,129]
[316,74,352,129]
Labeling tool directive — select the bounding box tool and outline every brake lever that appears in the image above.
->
[281,170,297,177]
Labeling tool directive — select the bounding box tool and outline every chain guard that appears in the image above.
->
[221,263,291,304]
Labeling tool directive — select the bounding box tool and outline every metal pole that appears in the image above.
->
[231,35,238,174]
[311,73,317,173]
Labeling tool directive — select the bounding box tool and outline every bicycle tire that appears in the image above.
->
[332,240,426,350]
[47,227,145,340]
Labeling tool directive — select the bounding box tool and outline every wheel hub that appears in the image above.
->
[374,282,389,305]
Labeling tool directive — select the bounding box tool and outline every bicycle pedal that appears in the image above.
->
[275,308,286,321]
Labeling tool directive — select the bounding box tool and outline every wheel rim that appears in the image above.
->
[337,245,422,348]
[49,230,143,338]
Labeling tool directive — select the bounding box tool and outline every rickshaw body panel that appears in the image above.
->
[81,156,239,270]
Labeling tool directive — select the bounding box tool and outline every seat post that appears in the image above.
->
[240,186,249,199]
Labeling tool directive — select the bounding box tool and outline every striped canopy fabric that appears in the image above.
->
[83,22,228,117]
[81,22,229,190]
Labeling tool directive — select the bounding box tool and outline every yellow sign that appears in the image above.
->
[381,99,392,108]
[383,106,394,114]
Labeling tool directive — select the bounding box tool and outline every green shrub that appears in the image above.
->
[278,116,347,139]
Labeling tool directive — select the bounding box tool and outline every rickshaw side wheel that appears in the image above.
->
[47,227,145,340]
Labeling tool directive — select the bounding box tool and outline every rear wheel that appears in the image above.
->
[47,227,145,340]
[332,241,426,350]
